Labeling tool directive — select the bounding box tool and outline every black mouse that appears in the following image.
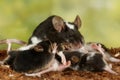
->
[4,40,71,77]
[18,15,85,66]
[79,52,118,75]
[55,51,84,70]
[23,15,84,51]
[84,42,120,63]
[56,50,118,75]
[4,41,56,73]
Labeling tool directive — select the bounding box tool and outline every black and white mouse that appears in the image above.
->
[84,42,120,63]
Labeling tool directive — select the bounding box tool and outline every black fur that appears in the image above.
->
[5,41,54,73]
[79,53,106,72]
[56,51,84,69]
[28,15,84,45]
[56,51,106,72]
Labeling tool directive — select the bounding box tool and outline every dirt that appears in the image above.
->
[0,48,120,80]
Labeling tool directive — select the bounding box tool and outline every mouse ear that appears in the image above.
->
[34,45,44,52]
[74,15,82,29]
[52,16,65,32]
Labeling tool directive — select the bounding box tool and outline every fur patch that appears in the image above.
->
[65,22,75,30]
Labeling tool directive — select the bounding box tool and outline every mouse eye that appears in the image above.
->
[34,46,44,52]
[96,43,100,46]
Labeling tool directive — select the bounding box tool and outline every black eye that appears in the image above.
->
[96,43,99,46]
[64,27,68,32]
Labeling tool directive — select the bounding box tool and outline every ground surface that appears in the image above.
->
[0,48,120,80]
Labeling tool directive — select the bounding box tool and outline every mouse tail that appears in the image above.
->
[0,39,27,53]
[103,52,120,62]
[103,65,118,75]
[109,57,120,62]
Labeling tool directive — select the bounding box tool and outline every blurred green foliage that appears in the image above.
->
[0,0,120,48]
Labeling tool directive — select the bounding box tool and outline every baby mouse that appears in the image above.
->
[56,50,118,75]
[84,42,120,62]
[4,41,71,77]
[79,52,118,75]
[55,51,84,70]
[4,41,55,72]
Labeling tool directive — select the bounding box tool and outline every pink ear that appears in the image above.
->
[34,45,44,52]
[74,15,82,29]
[52,16,65,32]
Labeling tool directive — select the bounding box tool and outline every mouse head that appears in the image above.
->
[85,42,108,55]
[32,41,51,52]
[52,15,82,32]
[33,41,58,54]
[48,15,85,50]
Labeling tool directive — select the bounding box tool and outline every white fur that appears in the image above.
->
[109,57,120,62]
[78,46,88,53]
[87,52,95,60]
[71,65,79,70]
[114,52,120,57]
[65,22,75,30]
[31,36,42,44]
[57,51,66,65]
[52,60,59,71]
[57,51,64,56]
[18,36,42,51]
[18,44,36,51]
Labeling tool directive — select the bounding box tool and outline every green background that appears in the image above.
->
[0,0,120,48]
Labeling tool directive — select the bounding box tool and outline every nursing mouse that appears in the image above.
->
[20,15,84,51]
[28,15,84,46]
[19,15,85,65]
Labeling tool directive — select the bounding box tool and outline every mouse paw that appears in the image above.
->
[57,51,67,65]
[51,43,58,54]
[57,61,71,71]
[61,57,67,65]
[65,60,71,67]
